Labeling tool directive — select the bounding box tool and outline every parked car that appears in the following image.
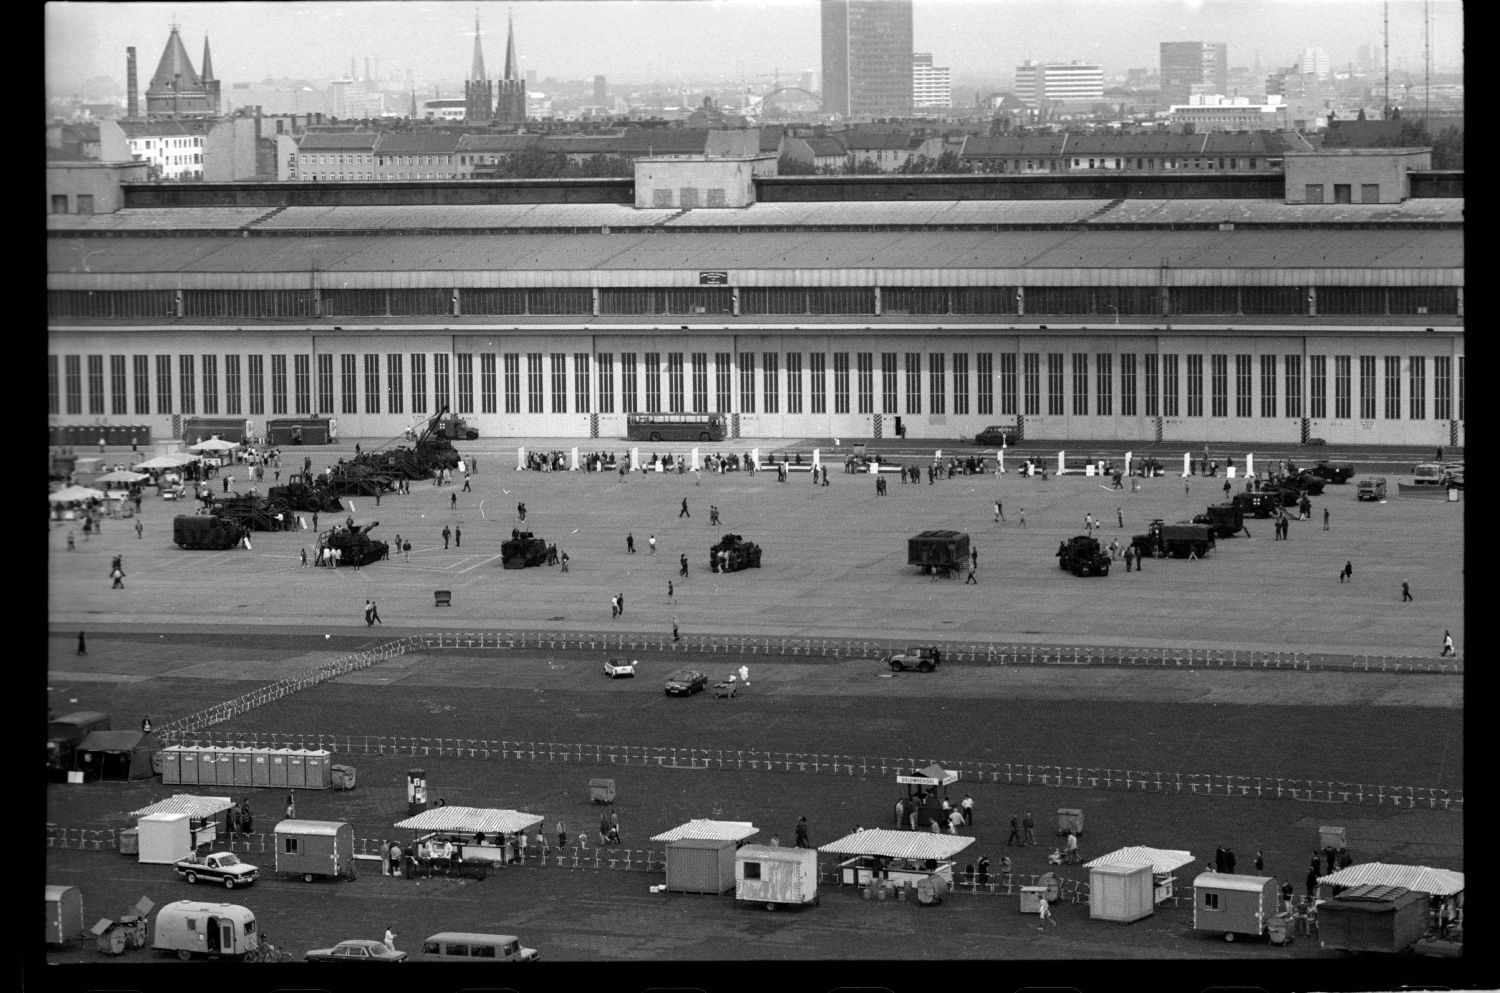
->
[174,852,259,889]
[882,646,943,672]
[664,669,707,696]
[973,426,1012,446]
[305,939,408,963]
[603,658,637,678]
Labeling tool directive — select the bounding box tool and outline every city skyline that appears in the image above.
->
[46,0,1462,99]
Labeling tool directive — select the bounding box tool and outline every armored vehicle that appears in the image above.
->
[907,529,970,577]
[210,494,297,532]
[323,463,395,497]
[1192,503,1247,539]
[1308,460,1356,484]
[710,533,763,572]
[501,530,548,569]
[318,520,388,566]
[1057,535,1111,576]
[174,515,249,550]
[1131,520,1215,559]
[266,473,342,514]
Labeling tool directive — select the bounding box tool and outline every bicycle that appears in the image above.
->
[244,936,292,963]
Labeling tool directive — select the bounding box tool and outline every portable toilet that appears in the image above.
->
[286,750,307,788]
[196,747,219,786]
[273,819,355,882]
[1088,862,1155,923]
[250,748,271,786]
[45,885,85,945]
[1193,872,1280,941]
[304,750,332,789]
[178,746,200,785]
[159,747,183,785]
[268,749,289,787]
[232,749,253,787]
[136,812,193,865]
[214,748,234,785]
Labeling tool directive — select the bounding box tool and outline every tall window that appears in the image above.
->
[110,355,127,415]
[364,355,380,413]
[621,353,638,412]
[1310,354,1326,419]
[1046,353,1064,415]
[691,352,708,412]
[503,353,520,414]
[1284,355,1302,418]
[1120,354,1136,417]
[340,354,358,414]
[179,354,197,414]
[387,353,404,415]
[1409,355,1425,420]
[1334,355,1351,419]
[713,353,730,412]
[982,353,1001,416]
[201,354,218,414]
[316,354,334,415]
[246,354,262,415]
[785,353,802,414]
[1233,354,1252,418]
[762,352,780,414]
[575,353,591,413]
[1023,353,1039,416]
[1144,354,1158,417]
[411,353,428,414]
[952,353,968,415]
[1254,355,1278,417]
[525,353,543,413]
[1186,355,1203,417]
[1162,354,1179,417]
[293,354,310,414]
[597,353,614,413]
[833,353,850,414]
[434,353,451,412]
[856,352,872,413]
[87,354,105,415]
[481,353,497,414]
[64,355,81,415]
[270,354,288,415]
[644,352,661,413]
[881,353,898,414]
[668,352,685,413]
[47,355,58,414]
[810,352,826,414]
[224,355,240,416]
[134,355,152,415]
[928,353,945,415]
[898,353,917,414]
[739,353,755,413]
[1095,353,1112,416]
[456,353,473,413]
[1071,353,1088,416]
[1434,355,1451,420]
[1383,356,1401,420]
[1209,354,1228,417]
[550,353,567,414]
[1359,356,1377,419]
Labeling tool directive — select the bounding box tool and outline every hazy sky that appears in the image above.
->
[45,0,1462,93]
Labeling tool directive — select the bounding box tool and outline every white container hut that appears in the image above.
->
[650,819,759,894]
[734,845,819,910]
[1083,846,1196,907]
[129,795,234,864]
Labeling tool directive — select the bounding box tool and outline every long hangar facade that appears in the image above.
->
[47,154,1462,446]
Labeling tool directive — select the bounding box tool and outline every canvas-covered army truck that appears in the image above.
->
[909,530,970,577]
[1192,503,1247,539]
[1132,520,1215,559]
[173,515,248,550]
[1057,535,1110,576]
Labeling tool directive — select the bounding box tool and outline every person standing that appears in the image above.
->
[1124,545,1134,573]
[1342,560,1353,583]
[383,927,396,952]
[679,497,690,518]
[627,532,635,553]
[370,600,382,625]
[1225,848,1237,874]
[454,526,461,548]
[667,580,674,601]
[671,616,680,643]
[300,547,308,567]
[994,500,1004,523]
[1254,849,1265,873]
[738,664,749,686]
[1006,813,1022,846]
[66,530,75,551]
[794,816,810,848]
[518,502,526,523]
[441,525,451,549]
[135,519,143,540]
[1065,831,1079,864]
[610,595,620,620]
[679,553,689,578]
[617,592,625,615]
[556,819,567,849]
[961,794,974,826]
[1117,507,1124,528]
[363,600,375,627]
[1441,630,1455,657]
[1023,811,1037,846]
[970,547,979,572]
[1401,582,1413,602]
[648,534,656,555]
[76,630,87,656]
[560,551,569,572]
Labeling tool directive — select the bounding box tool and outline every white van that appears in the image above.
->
[419,931,539,962]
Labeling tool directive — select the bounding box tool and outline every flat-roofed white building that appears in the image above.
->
[1014,61,1104,107]
[912,54,952,110]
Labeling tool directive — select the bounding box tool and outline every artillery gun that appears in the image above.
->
[174,515,249,550]
[317,520,388,567]
[266,473,342,514]
[501,529,548,569]
[709,533,762,573]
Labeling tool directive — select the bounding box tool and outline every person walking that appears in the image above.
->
[610,594,620,620]
[518,502,526,523]
[441,525,451,549]
[1065,830,1079,864]
[994,500,1004,522]
[66,530,75,551]
[960,794,974,826]
[383,927,396,952]
[1441,630,1455,657]
[679,553,689,578]
[110,562,126,589]
[449,492,457,509]
[363,599,375,627]
[965,562,977,584]
[1342,560,1353,583]
[76,630,87,656]
[667,580,674,601]
[1023,811,1037,845]
[672,616,680,642]
[454,526,461,548]
[370,600,382,625]
[971,547,979,572]
[627,532,635,553]
[1036,897,1056,928]
[462,475,471,492]
[1006,813,1022,846]
[1402,581,1413,602]
[648,534,656,555]
[300,547,307,567]
[1018,508,1026,528]
[1124,545,1134,573]
[616,592,625,615]
[135,519,143,540]
[679,497,690,518]
[794,816,810,848]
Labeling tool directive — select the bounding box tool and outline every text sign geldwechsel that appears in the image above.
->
[699,271,729,285]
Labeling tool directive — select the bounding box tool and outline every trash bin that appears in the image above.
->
[1019,886,1048,914]
[1448,487,1459,502]
[589,778,616,804]
[331,764,356,790]
[1267,913,1292,945]
[118,828,138,856]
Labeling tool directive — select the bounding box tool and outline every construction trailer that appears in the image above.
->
[273,819,356,882]
[1193,872,1280,941]
[735,845,819,910]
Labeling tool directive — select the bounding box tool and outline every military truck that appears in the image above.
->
[1308,460,1356,484]
[266,473,342,514]
[709,534,763,573]
[318,521,388,566]
[1131,520,1215,559]
[1057,535,1111,576]
[174,515,249,550]
[908,530,970,577]
[1192,503,1247,539]
[431,411,480,441]
[1231,491,1281,518]
[501,530,548,569]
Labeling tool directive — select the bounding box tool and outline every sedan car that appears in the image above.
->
[664,668,708,696]
[974,425,1012,446]
[603,658,637,678]
[305,939,408,963]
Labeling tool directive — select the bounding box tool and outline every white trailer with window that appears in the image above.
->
[735,845,818,910]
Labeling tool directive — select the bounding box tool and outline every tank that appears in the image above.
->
[174,515,248,550]
[318,521,388,566]
[501,530,548,569]
[709,534,762,573]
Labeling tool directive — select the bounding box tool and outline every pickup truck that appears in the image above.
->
[883,646,943,673]
[175,852,259,889]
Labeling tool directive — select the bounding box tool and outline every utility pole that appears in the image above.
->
[1424,0,1431,122]
[1383,1,1390,118]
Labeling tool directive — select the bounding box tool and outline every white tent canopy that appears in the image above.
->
[134,455,198,470]
[1084,846,1196,873]
[130,794,234,818]
[896,762,959,787]
[819,828,975,861]
[49,485,105,504]
[95,470,149,484]
[393,805,544,836]
[189,438,239,451]
[1318,862,1464,896]
[651,819,759,843]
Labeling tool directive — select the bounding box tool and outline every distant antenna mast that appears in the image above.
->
[1383,1,1390,118]
[1424,0,1431,121]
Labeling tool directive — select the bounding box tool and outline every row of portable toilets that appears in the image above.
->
[158,746,334,789]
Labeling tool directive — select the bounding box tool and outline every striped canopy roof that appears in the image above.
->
[393,806,544,836]
[1084,846,1196,873]
[130,794,233,818]
[818,829,975,861]
[650,819,758,843]
[1318,862,1464,896]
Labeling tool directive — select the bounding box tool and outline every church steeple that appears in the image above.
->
[201,36,214,81]
[502,10,519,81]
[470,13,486,81]
[494,10,526,124]
[464,10,494,123]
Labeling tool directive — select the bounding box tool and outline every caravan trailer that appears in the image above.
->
[153,900,259,960]
[274,819,356,882]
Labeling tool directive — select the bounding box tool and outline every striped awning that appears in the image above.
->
[651,819,759,843]
[130,794,234,818]
[1084,846,1196,874]
[393,806,544,836]
[1318,862,1464,896]
[818,829,974,861]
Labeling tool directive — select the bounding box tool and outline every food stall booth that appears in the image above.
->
[1317,862,1464,942]
[49,485,105,522]
[895,763,959,830]
[1084,846,1195,910]
[820,829,974,890]
[393,805,545,879]
[1315,884,1430,953]
[650,819,759,895]
[129,795,233,865]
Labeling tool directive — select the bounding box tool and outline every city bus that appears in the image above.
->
[625,412,727,442]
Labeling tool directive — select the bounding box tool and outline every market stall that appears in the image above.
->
[128,795,234,864]
[1316,884,1430,953]
[1083,846,1195,907]
[650,819,759,894]
[819,828,974,888]
[1318,862,1463,936]
[48,485,105,521]
[895,763,959,830]
[392,805,544,878]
